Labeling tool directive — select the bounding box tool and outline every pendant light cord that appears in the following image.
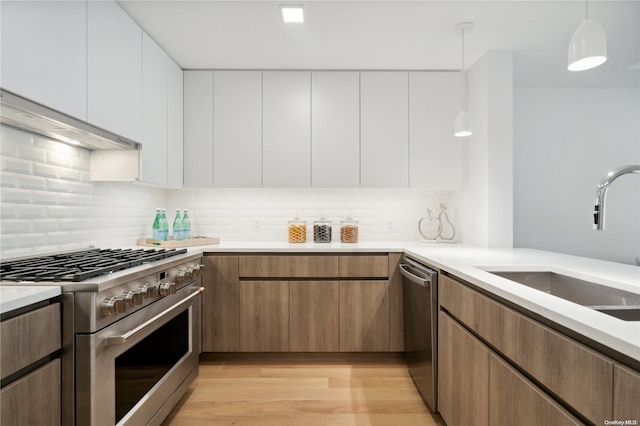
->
[585,0,589,19]
[460,28,466,110]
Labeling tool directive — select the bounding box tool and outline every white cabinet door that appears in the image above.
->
[213,71,262,188]
[1,1,87,120]
[360,72,409,188]
[409,72,462,190]
[263,72,311,188]
[141,33,168,186]
[311,72,360,188]
[167,58,184,189]
[183,71,214,188]
[87,0,142,142]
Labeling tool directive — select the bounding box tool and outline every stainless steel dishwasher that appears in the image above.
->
[400,256,438,412]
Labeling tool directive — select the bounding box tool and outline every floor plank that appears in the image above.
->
[162,359,445,426]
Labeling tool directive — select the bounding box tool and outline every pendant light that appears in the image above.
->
[568,0,607,71]
[454,22,473,138]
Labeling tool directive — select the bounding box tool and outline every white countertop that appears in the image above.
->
[3,241,638,362]
[403,244,640,363]
[0,286,61,315]
[194,240,640,362]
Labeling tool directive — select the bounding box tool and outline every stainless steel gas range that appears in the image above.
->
[0,248,205,426]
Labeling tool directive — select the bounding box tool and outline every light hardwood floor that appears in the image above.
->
[162,356,445,426]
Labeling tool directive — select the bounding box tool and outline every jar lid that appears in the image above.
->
[341,215,358,224]
[314,214,331,224]
[289,214,305,224]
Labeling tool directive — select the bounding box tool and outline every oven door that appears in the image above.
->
[76,282,202,426]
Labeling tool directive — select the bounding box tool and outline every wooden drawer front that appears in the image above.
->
[339,280,389,351]
[489,354,582,426]
[440,275,613,424]
[239,255,339,278]
[338,255,388,278]
[1,303,61,380]
[203,255,240,352]
[439,312,489,426]
[614,364,640,421]
[290,281,339,352]
[1,359,61,426]
[239,281,289,351]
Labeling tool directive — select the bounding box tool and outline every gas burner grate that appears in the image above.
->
[0,248,187,282]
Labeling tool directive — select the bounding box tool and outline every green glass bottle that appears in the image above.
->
[152,208,161,240]
[182,209,192,240]
[160,209,169,241]
[172,209,184,241]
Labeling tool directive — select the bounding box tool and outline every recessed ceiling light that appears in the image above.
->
[281,5,304,23]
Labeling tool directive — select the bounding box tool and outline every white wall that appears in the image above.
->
[459,51,514,248]
[513,88,640,265]
[1,125,460,258]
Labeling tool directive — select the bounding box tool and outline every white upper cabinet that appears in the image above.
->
[87,0,142,142]
[360,72,409,188]
[183,71,214,188]
[213,71,262,188]
[1,1,87,120]
[262,72,311,188]
[141,33,168,186]
[167,58,184,189]
[311,72,360,188]
[409,72,462,190]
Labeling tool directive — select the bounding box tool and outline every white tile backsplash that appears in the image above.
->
[166,188,460,242]
[1,124,461,257]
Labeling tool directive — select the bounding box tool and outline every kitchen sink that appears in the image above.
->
[485,271,640,321]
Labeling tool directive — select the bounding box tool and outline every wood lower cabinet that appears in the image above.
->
[0,303,61,379]
[290,281,339,352]
[438,311,489,426]
[0,359,61,426]
[339,280,389,352]
[614,364,640,421]
[1,302,61,425]
[438,273,640,426]
[489,354,582,426]
[440,274,613,424]
[203,253,399,353]
[202,255,239,352]
[239,281,290,352]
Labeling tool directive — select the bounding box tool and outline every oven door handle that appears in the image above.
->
[105,287,205,346]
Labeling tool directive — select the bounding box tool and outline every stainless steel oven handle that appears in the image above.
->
[399,263,432,288]
[104,287,205,346]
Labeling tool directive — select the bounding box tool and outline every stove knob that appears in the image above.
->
[192,264,204,277]
[137,283,154,299]
[158,280,176,297]
[102,296,125,316]
[123,290,143,306]
[176,268,191,284]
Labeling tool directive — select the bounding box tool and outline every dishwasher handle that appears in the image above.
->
[399,263,435,288]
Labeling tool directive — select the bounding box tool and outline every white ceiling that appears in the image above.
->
[118,0,640,88]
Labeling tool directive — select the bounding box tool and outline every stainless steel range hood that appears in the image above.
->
[0,89,139,150]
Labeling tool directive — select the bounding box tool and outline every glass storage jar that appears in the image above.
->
[340,216,359,243]
[288,216,307,243]
[313,216,332,243]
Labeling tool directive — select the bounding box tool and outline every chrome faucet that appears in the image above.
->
[593,165,640,230]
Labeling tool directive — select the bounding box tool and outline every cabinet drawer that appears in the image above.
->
[1,303,61,380]
[239,255,339,278]
[338,255,388,278]
[440,275,612,424]
[1,358,61,426]
[614,364,640,421]
[489,354,582,426]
